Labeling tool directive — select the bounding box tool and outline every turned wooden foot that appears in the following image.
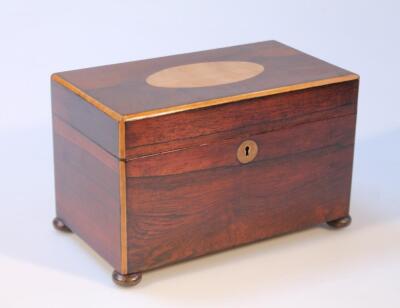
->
[327,215,352,229]
[112,270,142,287]
[53,217,72,233]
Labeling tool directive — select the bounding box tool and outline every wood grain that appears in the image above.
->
[52,74,122,121]
[126,138,355,272]
[51,40,359,277]
[125,79,358,272]
[126,115,355,177]
[125,80,358,158]
[52,115,123,272]
[54,40,357,118]
[51,81,120,158]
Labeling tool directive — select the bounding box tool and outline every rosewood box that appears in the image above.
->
[51,40,359,286]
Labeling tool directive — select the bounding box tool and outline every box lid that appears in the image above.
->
[52,40,358,122]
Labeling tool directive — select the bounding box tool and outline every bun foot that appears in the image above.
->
[53,217,72,233]
[327,215,352,229]
[112,271,142,287]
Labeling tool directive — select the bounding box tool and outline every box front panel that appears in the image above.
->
[125,81,358,273]
[125,81,358,158]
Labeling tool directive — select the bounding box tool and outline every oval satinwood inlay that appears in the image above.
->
[146,61,264,88]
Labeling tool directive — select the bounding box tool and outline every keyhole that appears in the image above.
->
[237,140,258,164]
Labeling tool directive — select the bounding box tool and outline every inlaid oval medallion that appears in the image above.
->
[146,61,264,88]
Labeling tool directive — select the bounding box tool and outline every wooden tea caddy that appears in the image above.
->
[51,40,359,286]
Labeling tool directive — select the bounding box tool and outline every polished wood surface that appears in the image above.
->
[126,115,355,177]
[52,74,122,121]
[119,159,128,274]
[125,82,358,273]
[51,41,359,284]
[52,115,123,272]
[52,217,72,233]
[125,81,358,158]
[51,81,120,157]
[53,40,357,120]
[112,271,142,287]
[126,141,354,273]
[327,215,352,228]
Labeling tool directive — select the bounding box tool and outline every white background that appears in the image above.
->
[0,1,399,307]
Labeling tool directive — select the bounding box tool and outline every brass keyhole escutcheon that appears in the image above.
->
[237,140,258,164]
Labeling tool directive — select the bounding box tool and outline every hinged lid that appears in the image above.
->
[52,40,358,122]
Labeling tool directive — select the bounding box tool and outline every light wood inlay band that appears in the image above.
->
[52,72,359,124]
[126,74,360,122]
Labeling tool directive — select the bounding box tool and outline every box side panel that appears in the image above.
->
[52,115,122,272]
[125,81,358,158]
[51,81,120,158]
[125,81,358,273]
